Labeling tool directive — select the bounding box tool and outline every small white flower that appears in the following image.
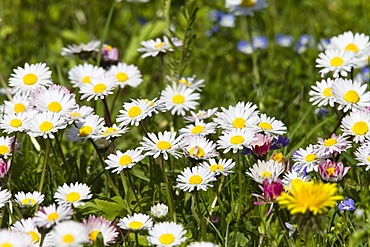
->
[100,124,128,139]
[0,229,33,246]
[179,119,217,137]
[0,188,11,208]
[187,242,219,247]
[11,218,41,245]
[34,203,74,228]
[105,148,145,173]
[217,129,256,154]
[341,110,370,143]
[26,111,68,139]
[51,220,89,246]
[0,136,16,158]
[292,144,321,172]
[61,40,101,56]
[3,93,31,114]
[118,213,153,231]
[183,108,218,122]
[309,78,336,107]
[108,62,143,88]
[68,63,105,88]
[54,182,92,207]
[14,191,44,207]
[147,222,187,247]
[66,114,105,142]
[151,203,169,218]
[314,134,351,157]
[255,113,287,136]
[282,170,311,189]
[246,159,284,184]
[116,99,152,126]
[354,144,370,171]
[200,158,235,176]
[83,215,119,245]
[140,131,183,160]
[316,49,355,78]
[138,36,182,58]
[181,136,219,160]
[176,166,216,192]
[79,74,117,101]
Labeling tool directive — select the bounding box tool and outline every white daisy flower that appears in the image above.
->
[51,220,89,246]
[151,203,168,218]
[179,119,216,137]
[225,0,267,16]
[14,191,44,207]
[246,159,284,184]
[9,62,53,94]
[66,114,105,142]
[314,134,351,157]
[200,158,235,176]
[61,40,101,56]
[291,144,321,172]
[181,136,219,160]
[255,113,287,136]
[116,99,152,126]
[213,101,259,131]
[0,136,16,158]
[41,233,54,247]
[159,83,200,116]
[176,166,216,192]
[105,148,145,173]
[11,218,41,245]
[54,182,92,207]
[68,63,105,88]
[147,221,187,247]
[118,213,153,231]
[68,105,95,124]
[309,78,336,107]
[108,62,143,88]
[332,78,370,112]
[83,215,119,245]
[140,131,183,160]
[341,110,370,143]
[100,123,128,139]
[34,203,74,228]
[138,36,181,58]
[3,93,31,114]
[79,74,117,101]
[0,229,32,246]
[0,188,11,208]
[184,108,218,122]
[166,74,205,92]
[217,128,256,154]
[26,111,68,139]
[354,144,370,171]
[0,112,31,133]
[281,170,311,189]
[316,49,355,78]
[187,242,219,247]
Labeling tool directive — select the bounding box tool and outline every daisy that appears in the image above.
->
[0,188,11,208]
[354,144,370,171]
[255,114,287,136]
[140,131,183,160]
[0,229,32,246]
[79,74,117,101]
[108,62,143,88]
[51,220,89,246]
[318,159,350,182]
[68,105,95,123]
[183,108,218,122]
[34,204,74,228]
[181,136,219,160]
[105,148,145,173]
[341,110,370,143]
[246,159,284,184]
[116,99,152,126]
[9,62,53,94]
[118,213,153,231]
[138,36,181,58]
[316,49,355,78]
[277,180,343,215]
[291,144,321,172]
[68,63,105,88]
[314,134,351,156]
[248,133,271,157]
[151,203,169,218]
[11,218,41,245]
[66,114,105,142]
[213,101,259,131]
[0,112,30,133]
[200,158,235,176]
[167,74,205,92]
[0,159,10,179]
[217,128,256,154]
[3,93,31,114]
[225,0,268,16]
[187,242,219,247]
[100,123,128,139]
[54,182,92,207]
[281,170,311,189]
[83,215,118,245]
[61,40,101,56]
[309,78,336,107]
[147,222,187,247]
[159,83,200,116]
[0,136,16,158]
[26,111,68,139]
[179,119,216,137]
[14,191,44,207]
[176,166,216,192]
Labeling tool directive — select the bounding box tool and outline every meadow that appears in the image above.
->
[0,0,370,246]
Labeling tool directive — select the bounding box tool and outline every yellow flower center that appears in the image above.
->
[62,234,75,244]
[191,126,204,134]
[47,212,59,221]
[157,141,171,150]
[119,155,133,166]
[48,102,62,112]
[323,87,333,97]
[230,135,244,145]
[93,83,106,93]
[128,221,144,230]
[39,121,53,132]
[1,243,12,247]
[102,127,116,136]
[343,90,360,103]
[324,138,337,147]
[232,118,246,129]
[70,112,81,118]
[155,42,165,49]
[23,73,38,85]
[21,198,36,206]
[89,230,101,241]
[128,106,142,118]
[82,76,91,84]
[305,153,316,162]
[326,167,335,176]
[178,79,191,87]
[272,153,284,163]
[345,43,359,53]
[330,57,344,67]
[189,146,205,158]
[189,174,203,184]
[352,121,369,135]
[261,171,272,178]
[0,145,9,155]
[367,156,370,162]
[79,126,93,137]
[116,72,128,82]
[10,119,22,127]
[241,0,255,7]
[159,233,175,244]
[27,231,39,243]
[172,94,185,104]
[14,103,26,113]
[66,192,81,202]
[259,121,273,130]
[210,164,224,172]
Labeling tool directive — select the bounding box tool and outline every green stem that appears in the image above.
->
[120,172,132,214]
[237,153,243,221]
[135,232,139,246]
[160,157,176,222]
[102,97,113,127]
[38,140,50,192]
[55,134,68,169]
[127,170,143,212]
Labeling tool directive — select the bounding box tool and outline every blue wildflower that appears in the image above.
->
[270,136,289,150]
[275,34,294,47]
[338,198,355,212]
